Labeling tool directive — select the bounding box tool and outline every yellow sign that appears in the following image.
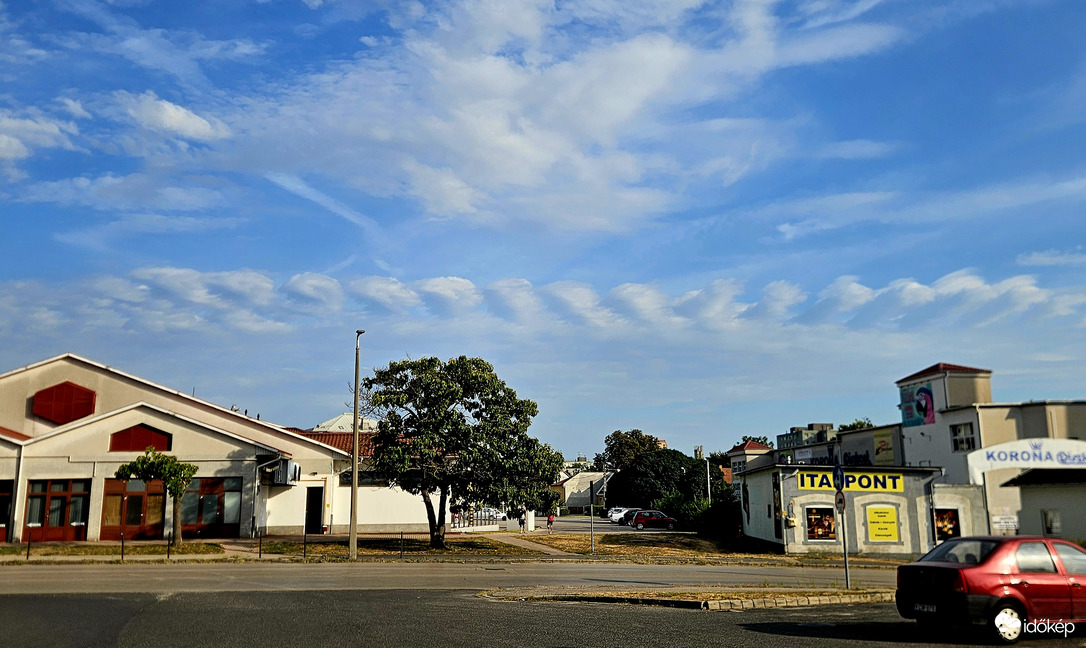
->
[873,428,895,466]
[797,471,904,492]
[866,506,899,542]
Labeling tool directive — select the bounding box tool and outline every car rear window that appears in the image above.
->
[920,539,1000,565]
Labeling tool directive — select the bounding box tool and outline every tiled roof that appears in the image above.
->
[297,431,375,456]
[0,425,31,442]
[726,440,772,454]
[896,363,991,384]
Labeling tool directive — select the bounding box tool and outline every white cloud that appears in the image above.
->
[283,273,344,310]
[415,276,482,314]
[119,91,230,141]
[349,276,421,311]
[1018,249,1086,267]
[485,278,548,323]
[817,139,899,159]
[21,173,223,212]
[544,281,626,328]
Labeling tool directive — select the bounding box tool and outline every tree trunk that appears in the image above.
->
[422,491,446,549]
[172,494,184,548]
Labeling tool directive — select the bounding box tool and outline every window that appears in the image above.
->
[1042,509,1062,536]
[935,508,961,542]
[1054,543,1086,575]
[1016,542,1057,573]
[921,538,999,564]
[806,507,836,540]
[950,423,976,453]
[32,382,96,425]
[109,425,172,452]
[180,477,243,534]
[732,460,747,474]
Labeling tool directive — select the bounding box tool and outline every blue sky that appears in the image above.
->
[2,0,1085,459]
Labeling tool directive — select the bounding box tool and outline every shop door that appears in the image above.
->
[180,477,243,538]
[101,479,166,540]
[22,479,90,542]
[305,486,324,534]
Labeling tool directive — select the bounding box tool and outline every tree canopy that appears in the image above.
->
[839,417,874,432]
[114,448,198,545]
[604,448,705,507]
[592,428,659,471]
[363,356,563,548]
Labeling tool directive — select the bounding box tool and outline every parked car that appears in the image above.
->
[630,510,676,530]
[475,507,506,521]
[607,507,634,523]
[896,535,1086,643]
[620,509,642,526]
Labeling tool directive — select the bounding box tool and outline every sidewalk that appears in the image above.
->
[488,533,574,556]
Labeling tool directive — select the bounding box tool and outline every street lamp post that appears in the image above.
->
[349,329,365,560]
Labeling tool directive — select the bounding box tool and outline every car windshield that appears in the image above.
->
[919,538,1000,565]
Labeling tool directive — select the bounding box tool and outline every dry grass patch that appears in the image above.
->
[526,533,732,557]
[262,536,537,558]
[2,542,224,556]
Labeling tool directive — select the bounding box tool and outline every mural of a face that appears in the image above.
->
[915,386,935,424]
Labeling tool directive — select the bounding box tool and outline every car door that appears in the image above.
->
[1013,541,1072,620]
[1051,541,1086,620]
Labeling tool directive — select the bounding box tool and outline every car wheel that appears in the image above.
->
[636,523,645,530]
[990,602,1024,644]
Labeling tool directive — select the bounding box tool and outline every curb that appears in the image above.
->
[516,591,894,610]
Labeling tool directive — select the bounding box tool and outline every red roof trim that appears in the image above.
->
[297,431,375,456]
[896,363,991,385]
[726,440,772,454]
[0,425,31,442]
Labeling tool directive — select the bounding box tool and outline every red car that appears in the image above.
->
[630,510,676,530]
[896,535,1086,643]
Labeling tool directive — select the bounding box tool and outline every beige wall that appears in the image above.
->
[946,373,991,408]
[0,357,346,473]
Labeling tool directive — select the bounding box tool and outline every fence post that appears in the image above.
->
[167,532,171,560]
[303,530,307,560]
[259,531,263,559]
[120,532,125,562]
[400,531,404,559]
[26,529,32,561]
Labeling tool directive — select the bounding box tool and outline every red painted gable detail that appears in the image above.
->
[32,381,97,425]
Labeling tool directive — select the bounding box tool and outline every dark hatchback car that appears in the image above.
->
[896,536,1086,643]
[630,510,677,530]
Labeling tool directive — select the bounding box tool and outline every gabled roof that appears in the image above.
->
[726,440,772,454]
[0,353,349,458]
[23,402,288,455]
[896,363,991,385]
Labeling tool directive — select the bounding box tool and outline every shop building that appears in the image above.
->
[0,354,429,542]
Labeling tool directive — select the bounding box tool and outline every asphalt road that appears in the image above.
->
[0,561,895,594]
[3,590,1081,648]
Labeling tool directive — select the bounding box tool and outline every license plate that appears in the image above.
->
[914,603,937,614]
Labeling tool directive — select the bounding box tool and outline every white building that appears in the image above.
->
[0,354,428,542]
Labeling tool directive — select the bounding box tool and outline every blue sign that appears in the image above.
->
[833,464,845,491]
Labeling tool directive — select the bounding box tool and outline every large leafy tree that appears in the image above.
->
[592,428,659,471]
[604,448,704,508]
[114,449,198,547]
[741,434,774,448]
[364,356,563,548]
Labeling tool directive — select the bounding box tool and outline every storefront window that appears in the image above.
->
[806,507,836,540]
[935,508,960,541]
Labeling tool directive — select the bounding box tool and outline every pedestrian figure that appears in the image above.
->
[518,507,526,533]
[546,512,554,534]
